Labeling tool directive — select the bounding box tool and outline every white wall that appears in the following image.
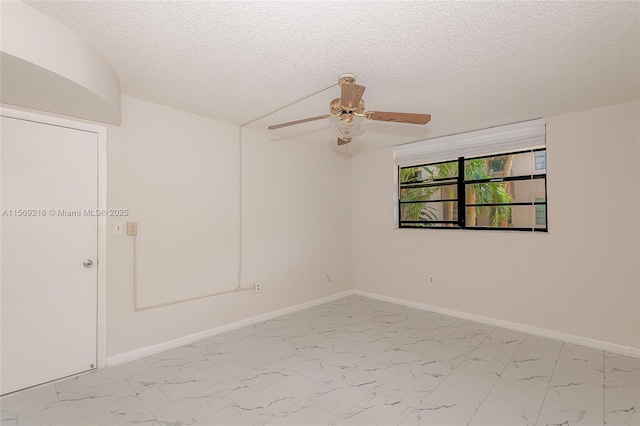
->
[0,1,120,124]
[106,96,351,357]
[352,101,640,349]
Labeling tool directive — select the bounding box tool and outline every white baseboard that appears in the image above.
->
[107,288,638,366]
[106,290,355,367]
[354,290,640,358]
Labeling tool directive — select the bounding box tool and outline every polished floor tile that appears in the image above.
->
[309,368,384,416]
[1,295,638,425]
[468,335,563,426]
[265,399,336,426]
[604,352,640,426]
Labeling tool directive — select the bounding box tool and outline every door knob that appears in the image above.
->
[83,259,94,268]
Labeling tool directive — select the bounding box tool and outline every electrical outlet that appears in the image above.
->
[254,282,262,293]
[127,222,138,236]
[429,276,435,285]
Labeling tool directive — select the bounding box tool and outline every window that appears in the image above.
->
[394,119,547,232]
[534,150,546,170]
[489,159,505,173]
[535,197,546,226]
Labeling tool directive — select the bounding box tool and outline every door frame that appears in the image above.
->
[1,105,108,369]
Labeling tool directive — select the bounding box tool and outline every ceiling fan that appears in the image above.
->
[268,74,432,146]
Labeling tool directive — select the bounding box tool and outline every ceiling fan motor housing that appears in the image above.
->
[338,73,356,86]
[330,98,364,116]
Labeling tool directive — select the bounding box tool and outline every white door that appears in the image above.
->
[1,115,98,395]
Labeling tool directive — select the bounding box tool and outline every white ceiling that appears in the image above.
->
[26,1,640,154]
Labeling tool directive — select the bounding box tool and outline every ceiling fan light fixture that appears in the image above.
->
[329,117,365,140]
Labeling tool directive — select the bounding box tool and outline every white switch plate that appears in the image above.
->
[113,221,124,236]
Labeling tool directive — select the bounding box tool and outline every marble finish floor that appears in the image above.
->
[1,295,638,426]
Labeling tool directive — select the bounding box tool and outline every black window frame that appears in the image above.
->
[398,148,548,232]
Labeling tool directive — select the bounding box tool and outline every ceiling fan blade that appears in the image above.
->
[337,137,351,146]
[340,83,366,109]
[364,111,431,125]
[268,114,331,130]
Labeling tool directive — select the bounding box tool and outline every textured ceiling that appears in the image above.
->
[25,1,640,154]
